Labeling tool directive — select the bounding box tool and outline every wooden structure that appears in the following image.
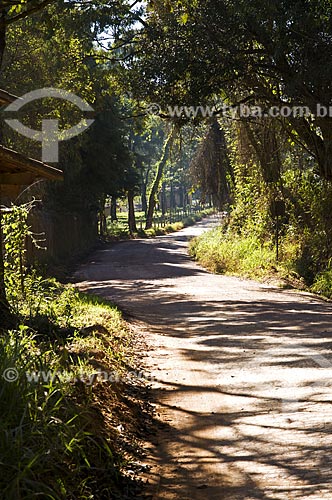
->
[0,88,18,105]
[0,145,63,202]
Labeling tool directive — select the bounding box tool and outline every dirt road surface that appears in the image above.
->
[74,216,332,500]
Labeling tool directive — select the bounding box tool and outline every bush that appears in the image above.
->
[311,268,332,298]
[106,208,214,240]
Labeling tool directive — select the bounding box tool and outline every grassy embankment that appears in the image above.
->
[189,226,332,298]
[0,275,151,499]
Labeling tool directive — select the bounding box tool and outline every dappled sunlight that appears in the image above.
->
[150,369,332,499]
[75,219,332,499]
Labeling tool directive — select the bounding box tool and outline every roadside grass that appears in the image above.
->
[0,277,149,499]
[107,209,214,240]
[311,268,332,298]
[189,227,303,284]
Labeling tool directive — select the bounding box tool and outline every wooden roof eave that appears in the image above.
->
[0,145,63,182]
[0,88,19,106]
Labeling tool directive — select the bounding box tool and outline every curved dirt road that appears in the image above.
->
[75,217,332,500]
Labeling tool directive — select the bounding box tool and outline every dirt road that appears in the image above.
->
[75,216,332,500]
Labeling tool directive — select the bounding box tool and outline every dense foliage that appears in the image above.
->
[129,0,332,179]
[190,120,332,295]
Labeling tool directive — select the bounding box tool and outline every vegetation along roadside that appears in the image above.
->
[189,195,332,300]
[0,204,153,500]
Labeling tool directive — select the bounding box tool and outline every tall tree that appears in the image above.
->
[0,0,138,323]
[145,126,174,229]
[190,118,233,209]
[0,0,57,326]
[127,0,332,180]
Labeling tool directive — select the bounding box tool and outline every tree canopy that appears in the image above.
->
[127,0,332,179]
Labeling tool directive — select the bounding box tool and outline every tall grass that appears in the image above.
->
[0,280,136,499]
[189,226,300,280]
[0,202,145,498]
[189,227,276,276]
[311,268,332,298]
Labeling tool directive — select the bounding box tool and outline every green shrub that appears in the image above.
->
[311,268,332,298]
[183,216,196,226]
[106,208,214,240]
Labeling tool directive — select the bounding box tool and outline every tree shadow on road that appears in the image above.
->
[74,232,332,499]
[79,280,332,498]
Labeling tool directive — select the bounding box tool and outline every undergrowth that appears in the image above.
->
[197,165,332,299]
[189,226,304,285]
[311,268,332,298]
[190,223,332,300]
[0,281,146,499]
[0,203,149,499]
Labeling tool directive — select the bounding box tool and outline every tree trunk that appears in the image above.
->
[140,164,151,217]
[127,191,137,234]
[141,188,147,217]
[145,128,174,230]
[179,184,184,208]
[170,180,175,210]
[161,182,166,216]
[98,197,107,237]
[111,196,118,221]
